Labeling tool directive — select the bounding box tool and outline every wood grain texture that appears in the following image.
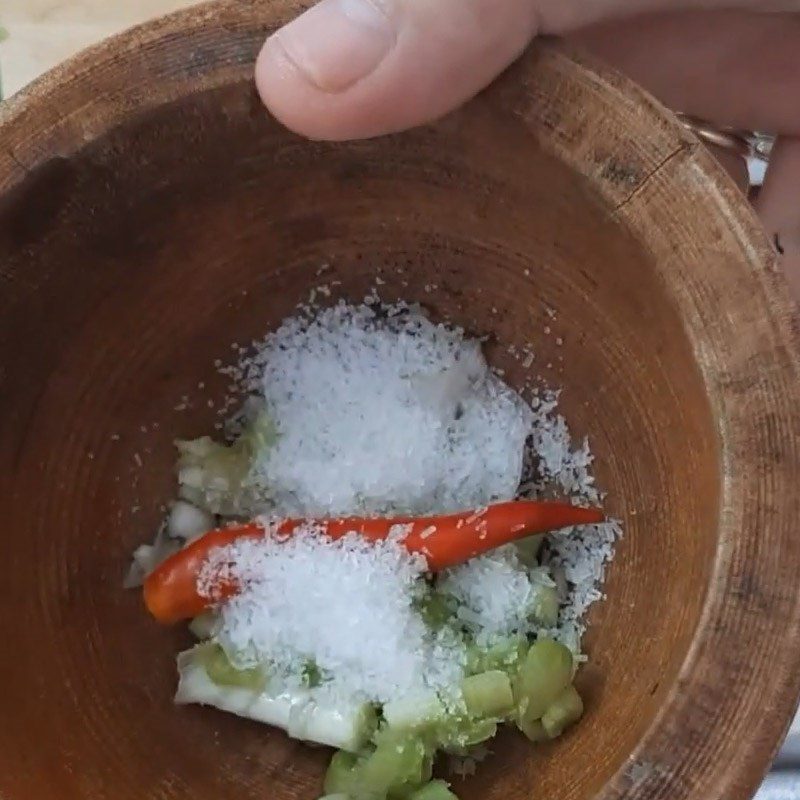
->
[1,2,800,800]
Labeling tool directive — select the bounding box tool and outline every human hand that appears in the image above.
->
[254,1,800,293]
[571,9,800,297]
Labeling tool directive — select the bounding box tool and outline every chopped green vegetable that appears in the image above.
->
[465,635,526,675]
[357,730,432,798]
[438,716,497,753]
[459,718,497,748]
[176,437,251,515]
[408,780,459,800]
[196,643,267,691]
[238,409,278,453]
[514,638,573,721]
[416,592,455,629]
[382,692,445,732]
[324,750,359,795]
[541,685,584,739]
[516,715,548,743]
[325,727,437,799]
[461,671,514,718]
[529,584,560,628]
[175,411,275,516]
[302,660,324,688]
[317,795,350,800]
[514,534,545,565]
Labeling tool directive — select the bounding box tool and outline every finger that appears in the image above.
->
[754,137,800,301]
[571,10,800,136]
[255,0,538,140]
[707,146,750,193]
[256,0,799,142]
[539,0,799,32]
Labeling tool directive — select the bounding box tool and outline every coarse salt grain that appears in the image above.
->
[203,298,620,695]
[201,527,465,704]
[441,545,535,646]
[240,302,533,518]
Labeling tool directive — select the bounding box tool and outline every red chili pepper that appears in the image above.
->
[143,500,604,624]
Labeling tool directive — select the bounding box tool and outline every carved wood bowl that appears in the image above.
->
[2,2,800,799]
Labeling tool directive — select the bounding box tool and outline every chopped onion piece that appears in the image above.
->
[167,501,214,543]
[175,650,376,752]
[123,527,180,588]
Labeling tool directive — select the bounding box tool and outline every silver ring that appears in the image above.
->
[676,112,775,163]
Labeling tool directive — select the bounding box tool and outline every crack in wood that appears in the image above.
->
[612,142,700,215]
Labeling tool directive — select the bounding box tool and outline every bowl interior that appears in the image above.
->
[0,69,722,800]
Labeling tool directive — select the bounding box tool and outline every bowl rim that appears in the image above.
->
[2,3,800,799]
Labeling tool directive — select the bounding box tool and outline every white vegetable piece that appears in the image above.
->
[132,544,157,572]
[177,466,206,490]
[122,527,181,588]
[167,500,214,542]
[188,611,221,640]
[176,436,217,459]
[175,652,375,752]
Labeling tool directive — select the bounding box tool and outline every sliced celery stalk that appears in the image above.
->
[516,715,548,743]
[357,731,432,798]
[439,716,498,753]
[465,635,527,676]
[175,651,375,752]
[409,780,460,800]
[514,638,573,721]
[541,685,584,739]
[323,750,359,795]
[515,534,545,565]
[461,671,514,718]
[529,584,560,628]
[196,643,267,691]
[460,718,497,747]
[383,691,445,731]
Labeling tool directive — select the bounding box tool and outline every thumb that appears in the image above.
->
[255,0,538,140]
[255,0,796,141]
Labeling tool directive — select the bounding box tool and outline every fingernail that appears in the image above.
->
[272,0,396,93]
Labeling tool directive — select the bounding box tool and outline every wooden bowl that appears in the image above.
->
[2,3,800,799]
